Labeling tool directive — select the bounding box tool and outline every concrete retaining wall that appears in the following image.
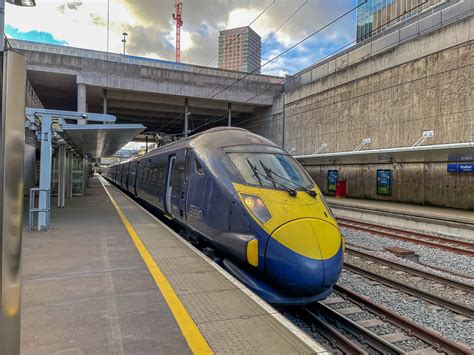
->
[242,16,474,209]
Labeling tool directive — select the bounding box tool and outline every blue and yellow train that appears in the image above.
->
[102,127,344,305]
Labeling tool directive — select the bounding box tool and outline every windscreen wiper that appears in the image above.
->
[246,158,263,186]
[259,160,316,198]
[247,159,296,197]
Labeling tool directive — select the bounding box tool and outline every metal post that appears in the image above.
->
[0,50,27,355]
[145,134,148,153]
[281,92,286,149]
[103,88,107,114]
[77,83,86,113]
[227,102,232,126]
[66,152,73,198]
[81,157,87,195]
[38,114,52,230]
[57,142,66,208]
[184,98,189,138]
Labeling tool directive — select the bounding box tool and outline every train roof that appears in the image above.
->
[108,128,282,166]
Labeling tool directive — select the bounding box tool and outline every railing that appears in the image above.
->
[9,39,283,84]
[25,79,44,108]
[285,0,473,90]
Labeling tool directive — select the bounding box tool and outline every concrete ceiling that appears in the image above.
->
[27,70,264,135]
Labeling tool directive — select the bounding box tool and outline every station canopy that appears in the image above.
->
[60,124,145,158]
[25,108,145,159]
[295,142,474,166]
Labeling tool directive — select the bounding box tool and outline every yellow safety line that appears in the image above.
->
[101,181,213,354]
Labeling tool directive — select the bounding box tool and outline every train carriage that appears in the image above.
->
[103,127,344,305]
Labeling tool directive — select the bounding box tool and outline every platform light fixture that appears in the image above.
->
[121,32,128,55]
[6,0,36,6]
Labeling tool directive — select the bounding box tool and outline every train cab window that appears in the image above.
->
[195,158,205,175]
[228,152,314,190]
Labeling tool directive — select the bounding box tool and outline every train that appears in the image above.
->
[102,127,344,305]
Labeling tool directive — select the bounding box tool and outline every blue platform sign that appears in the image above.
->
[447,163,474,172]
[327,170,338,192]
[376,170,391,195]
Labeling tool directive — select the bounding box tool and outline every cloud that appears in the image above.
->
[67,1,83,11]
[6,0,357,74]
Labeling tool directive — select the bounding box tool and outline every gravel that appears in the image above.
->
[349,247,474,287]
[339,270,474,349]
[345,252,474,309]
[342,227,474,275]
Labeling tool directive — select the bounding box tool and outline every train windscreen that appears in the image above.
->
[228,152,314,190]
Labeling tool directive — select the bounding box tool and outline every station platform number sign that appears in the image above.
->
[376,170,391,195]
[447,163,474,172]
[327,170,338,192]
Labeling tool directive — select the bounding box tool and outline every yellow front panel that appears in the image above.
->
[234,183,341,260]
[247,239,259,267]
[233,183,338,235]
[271,219,323,259]
[309,219,342,259]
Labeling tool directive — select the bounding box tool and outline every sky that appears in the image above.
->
[5,0,357,76]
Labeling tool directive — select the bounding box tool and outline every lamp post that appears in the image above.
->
[1,1,36,354]
[121,32,128,55]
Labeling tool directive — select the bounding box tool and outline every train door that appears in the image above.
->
[179,150,191,221]
[165,155,176,214]
[133,160,140,196]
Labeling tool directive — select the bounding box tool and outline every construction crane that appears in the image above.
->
[172,0,183,62]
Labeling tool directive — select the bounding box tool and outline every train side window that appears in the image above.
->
[171,163,185,189]
[195,158,205,175]
[151,167,158,183]
[157,167,165,186]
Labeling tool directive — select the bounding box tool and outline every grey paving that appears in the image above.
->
[21,176,327,354]
[21,178,191,355]
[106,180,325,354]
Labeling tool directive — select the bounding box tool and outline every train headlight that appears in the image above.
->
[242,194,272,224]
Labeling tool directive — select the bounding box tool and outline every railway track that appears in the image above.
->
[338,217,474,256]
[344,247,474,318]
[292,285,471,354]
[347,241,474,281]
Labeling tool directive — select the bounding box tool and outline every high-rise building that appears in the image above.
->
[218,26,261,73]
[356,0,444,42]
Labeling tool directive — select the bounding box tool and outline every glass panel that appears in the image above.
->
[228,152,314,190]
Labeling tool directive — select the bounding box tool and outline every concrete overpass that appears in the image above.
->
[12,39,283,134]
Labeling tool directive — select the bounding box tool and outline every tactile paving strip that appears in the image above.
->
[107,185,328,354]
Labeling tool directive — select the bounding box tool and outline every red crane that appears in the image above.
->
[172,0,183,62]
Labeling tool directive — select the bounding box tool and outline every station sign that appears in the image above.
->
[376,170,391,195]
[447,163,474,172]
[327,170,338,192]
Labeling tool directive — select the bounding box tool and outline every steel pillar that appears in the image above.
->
[38,114,52,230]
[0,50,27,355]
[77,83,87,113]
[184,98,189,138]
[57,142,66,208]
[228,102,232,126]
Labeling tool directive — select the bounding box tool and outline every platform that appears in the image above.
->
[21,176,327,354]
[327,197,474,239]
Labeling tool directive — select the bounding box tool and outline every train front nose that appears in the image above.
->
[264,218,343,296]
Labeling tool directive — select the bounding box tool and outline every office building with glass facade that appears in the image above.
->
[356,0,444,42]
